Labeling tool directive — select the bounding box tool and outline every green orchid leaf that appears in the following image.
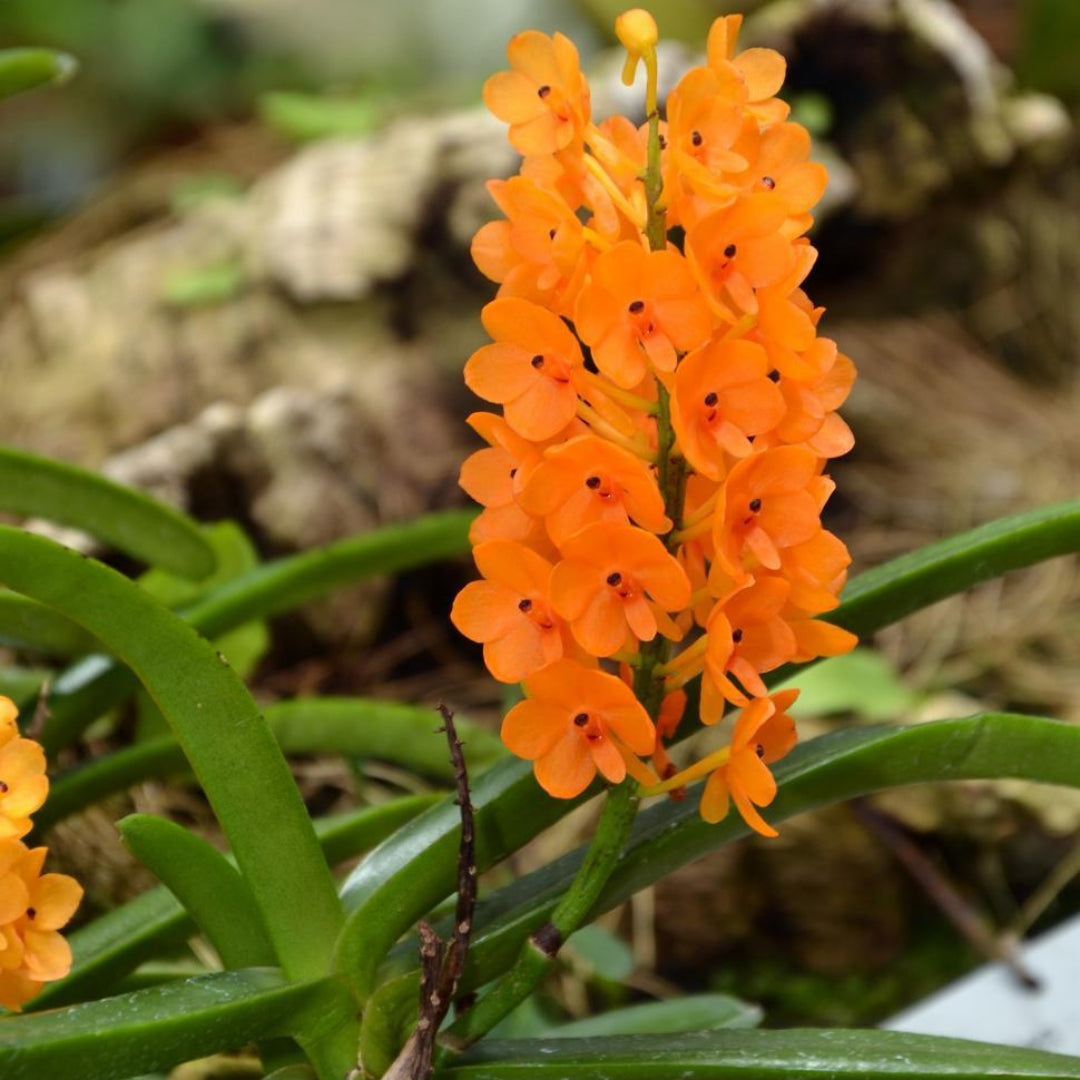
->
[38,698,491,833]
[0,969,353,1080]
[445,713,1080,995]
[828,498,1080,639]
[33,796,438,1010]
[37,509,474,755]
[0,446,215,579]
[334,755,591,1001]
[547,995,762,1039]
[269,697,505,775]
[0,591,98,656]
[119,814,274,969]
[0,527,341,988]
[0,48,77,101]
[445,1029,1080,1078]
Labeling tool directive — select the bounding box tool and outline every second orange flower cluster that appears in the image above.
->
[453,10,856,836]
[0,696,81,1011]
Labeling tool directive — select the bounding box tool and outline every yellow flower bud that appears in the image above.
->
[615,8,659,88]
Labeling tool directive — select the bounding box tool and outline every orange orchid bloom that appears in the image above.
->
[670,338,785,479]
[502,660,655,797]
[451,540,580,683]
[0,840,82,1011]
[466,297,589,442]
[705,18,790,127]
[663,66,749,227]
[0,703,47,841]
[472,176,591,317]
[519,433,670,546]
[700,690,799,836]
[739,122,828,237]
[687,194,796,319]
[574,242,712,388]
[483,30,591,157]
[778,528,851,615]
[701,576,798,719]
[459,412,569,551]
[774,350,856,458]
[711,445,824,579]
[550,522,691,656]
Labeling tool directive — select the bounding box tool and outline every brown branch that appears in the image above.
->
[389,704,479,1080]
[853,798,1039,989]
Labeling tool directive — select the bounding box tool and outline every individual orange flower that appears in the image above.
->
[518,433,670,546]
[451,540,580,683]
[466,297,588,442]
[459,412,567,551]
[663,66,749,226]
[687,194,796,319]
[774,350,856,458]
[705,17,790,127]
[0,841,82,1012]
[778,528,851,615]
[0,700,47,841]
[739,122,828,236]
[483,30,590,157]
[471,176,591,317]
[700,690,799,836]
[502,660,654,797]
[711,446,823,579]
[574,242,711,388]
[551,523,691,657]
[701,576,797,719]
[670,338,785,479]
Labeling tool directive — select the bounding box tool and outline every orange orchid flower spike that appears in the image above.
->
[458,10,857,838]
[502,660,655,797]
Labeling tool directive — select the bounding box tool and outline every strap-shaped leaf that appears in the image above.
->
[36,509,474,755]
[0,969,352,1080]
[119,815,274,969]
[37,698,498,833]
[0,446,215,578]
[0,592,98,655]
[0,526,341,987]
[334,756,590,1001]
[549,995,761,1038]
[829,497,1080,638]
[446,1030,1080,1078]
[385,714,1080,996]
[33,796,438,1010]
[0,48,77,100]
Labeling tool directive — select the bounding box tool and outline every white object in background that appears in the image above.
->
[885,914,1080,1055]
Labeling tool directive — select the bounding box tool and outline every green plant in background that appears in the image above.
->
[2,10,1080,1080]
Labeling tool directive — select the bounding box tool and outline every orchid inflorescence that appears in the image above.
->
[452,8,857,837]
[0,696,81,1011]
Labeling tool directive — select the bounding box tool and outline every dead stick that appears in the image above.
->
[853,799,1039,990]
